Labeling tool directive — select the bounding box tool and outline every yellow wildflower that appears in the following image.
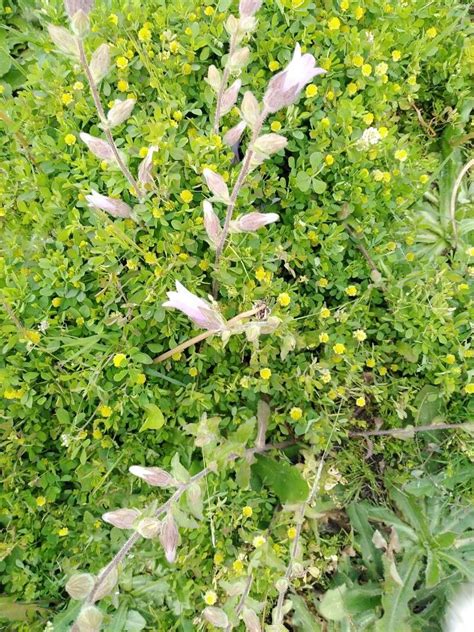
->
[138,25,152,42]
[109,13,118,25]
[464,383,474,394]
[64,134,76,146]
[116,56,128,70]
[52,297,62,307]
[36,496,46,507]
[392,50,401,62]
[395,149,408,162]
[180,190,193,204]
[214,551,224,564]
[333,343,346,355]
[361,63,372,77]
[242,506,253,518]
[354,6,365,19]
[252,535,266,548]
[260,368,272,380]
[346,285,358,296]
[290,407,303,421]
[117,79,129,92]
[113,353,127,367]
[353,329,367,342]
[306,83,318,97]
[233,559,244,573]
[269,60,280,71]
[278,292,291,307]
[188,367,198,377]
[426,27,437,38]
[347,82,358,95]
[26,330,41,344]
[58,527,69,537]
[353,55,364,68]
[287,527,297,540]
[356,396,366,407]
[136,373,147,384]
[99,404,112,418]
[203,591,217,606]
[328,17,341,30]
[320,307,330,319]
[61,93,73,105]
[325,154,335,166]
[319,332,329,343]
[170,41,179,54]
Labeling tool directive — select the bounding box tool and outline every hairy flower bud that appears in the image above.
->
[75,606,103,632]
[85,190,132,218]
[89,43,110,84]
[253,133,288,156]
[206,65,221,92]
[242,607,262,632]
[47,24,79,57]
[203,201,222,248]
[203,607,229,628]
[225,14,240,36]
[241,91,260,128]
[80,132,114,161]
[102,508,140,529]
[64,0,94,18]
[129,465,177,487]
[239,0,262,17]
[160,512,179,563]
[223,121,247,147]
[163,281,226,331]
[221,79,242,116]
[65,573,95,600]
[106,98,135,128]
[93,566,118,601]
[71,10,90,38]
[229,47,250,71]
[138,145,158,186]
[230,212,279,233]
[136,517,162,539]
[202,169,230,204]
[264,43,326,113]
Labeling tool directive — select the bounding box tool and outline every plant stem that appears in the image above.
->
[213,109,268,297]
[345,224,387,293]
[225,574,253,631]
[77,39,141,198]
[84,441,293,607]
[213,33,237,135]
[153,305,262,363]
[449,157,474,252]
[349,422,471,438]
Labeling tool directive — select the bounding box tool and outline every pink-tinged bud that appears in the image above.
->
[162,281,226,331]
[229,47,250,71]
[203,607,229,628]
[241,91,260,128]
[71,10,90,38]
[107,98,135,128]
[89,43,110,84]
[47,24,79,57]
[203,201,222,248]
[242,607,261,632]
[136,517,162,539]
[80,132,114,161]
[223,120,247,147]
[129,465,177,487]
[220,79,242,116]
[138,145,158,186]
[75,606,103,632]
[225,14,240,36]
[230,212,279,233]
[65,573,95,600]
[64,0,93,18]
[160,512,179,563]
[202,168,230,204]
[264,43,326,113]
[253,133,288,155]
[239,0,262,17]
[85,190,132,218]
[102,508,140,529]
[207,65,222,92]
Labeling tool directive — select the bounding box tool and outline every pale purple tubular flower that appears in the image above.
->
[159,512,179,563]
[223,120,247,147]
[220,79,242,116]
[79,132,115,161]
[129,465,177,487]
[102,508,140,529]
[230,212,279,233]
[85,190,132,218]
[138,145,158,186]
[203,201,222,248]
[163,281,226,331]
[239,0,262,17]
[263,43,326,113]
[64,0,93,18]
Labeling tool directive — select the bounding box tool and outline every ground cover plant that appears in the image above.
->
[0,0,473,630]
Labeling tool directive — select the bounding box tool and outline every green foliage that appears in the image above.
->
[0,0,473,629]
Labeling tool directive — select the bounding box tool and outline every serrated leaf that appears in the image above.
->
[252,455,309,503]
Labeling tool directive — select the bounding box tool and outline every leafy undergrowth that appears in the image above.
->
[0,0,473,630]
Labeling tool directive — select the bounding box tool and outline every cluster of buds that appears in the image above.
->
[207,0,263,133]
[48,0,158,218]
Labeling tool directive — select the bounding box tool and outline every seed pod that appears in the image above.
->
[203,607,229,628]
[80,132,115,161]
[65,573,95,600]
[102,508,140,529]
[203,201,222,248]
[89,43,110,84]
[129,465,177,487]
[159,512,179,563]
[47,24,79,58]
[220,79,242,116]
[202,169,230,204]
[207,65,222,92]
[107,99,136,128]
[74,606,103,632]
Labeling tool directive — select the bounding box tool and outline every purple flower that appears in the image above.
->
[264,43,326,113]
[85,190,132,218]
[162,281,226,331]
[230,211,279,233]
[203,201,222,248]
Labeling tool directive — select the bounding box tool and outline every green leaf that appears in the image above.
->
[295,171,312,192]
[312,179,327,194]
[347,503,382,579]
[125,610,147,631]
[375,549,421,632]
[139,404,165,432]
[319,585,348,622]
[290,594,322,631]
[252,455,309,503]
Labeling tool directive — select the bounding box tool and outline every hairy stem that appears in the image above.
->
[213,33,237,135]
[77,39,141,197]
[350,421,472,438]
[84,441,293,607]
[153,305,262,363]
[213,109,268,297]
